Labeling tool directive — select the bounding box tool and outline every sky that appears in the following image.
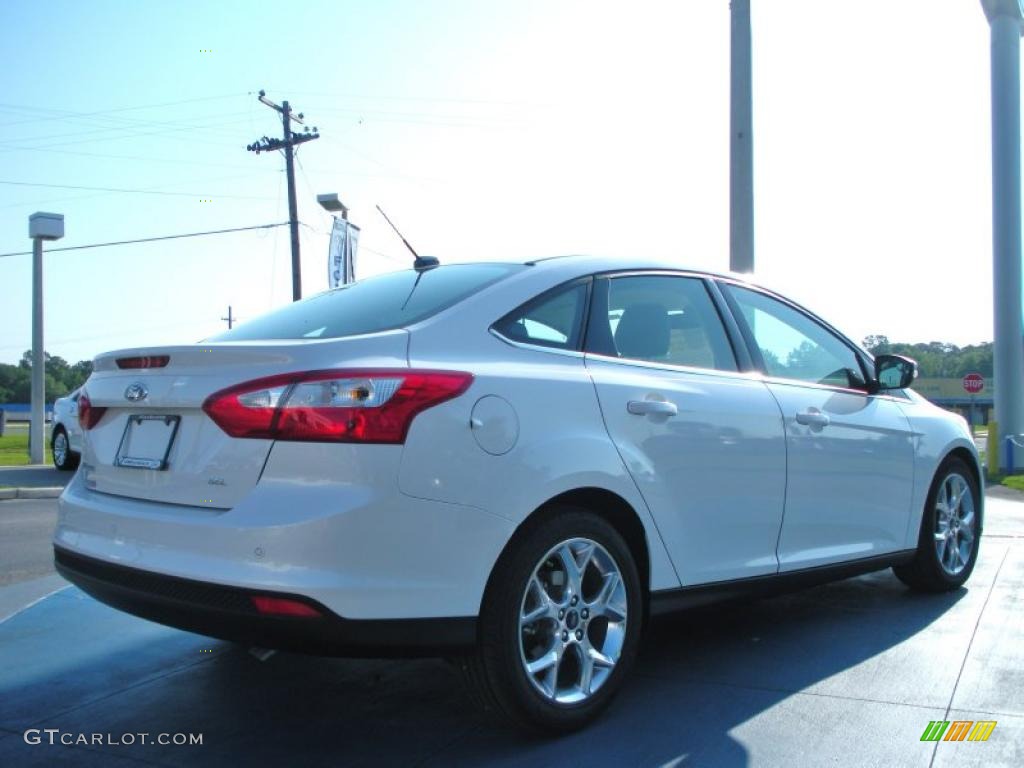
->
[0,0,1000,366]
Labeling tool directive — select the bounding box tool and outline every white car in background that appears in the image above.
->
[54,256,982,732]
[51,388,83,471]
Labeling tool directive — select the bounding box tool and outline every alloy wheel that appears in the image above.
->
[53,431,67,467]
[933,472,976,577]
[518,537,628,705]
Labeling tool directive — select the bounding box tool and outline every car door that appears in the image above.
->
[584,273,788,585]
[721,282,915,570]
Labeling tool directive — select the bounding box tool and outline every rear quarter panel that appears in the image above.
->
[402,285,682,592]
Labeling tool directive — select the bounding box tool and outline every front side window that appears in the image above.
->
[585,275,737,371]
[726,284,866,389]
[492,281,589,350]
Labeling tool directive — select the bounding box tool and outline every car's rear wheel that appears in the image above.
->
[52,427,79,471]
[460,507,642,733]
[893,456,980,592]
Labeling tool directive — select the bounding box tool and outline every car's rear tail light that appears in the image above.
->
[77,391,107,430]
[250,595,322,618]
[116,355,170,369]
[202,369,472,444]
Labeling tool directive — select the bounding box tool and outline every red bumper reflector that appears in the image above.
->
[250,595,322,618]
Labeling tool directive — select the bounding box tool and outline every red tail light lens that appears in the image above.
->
[116,355,170,369]
[77,391,107,430]
[202,369,473,444]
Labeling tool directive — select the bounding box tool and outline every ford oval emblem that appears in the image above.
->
[124,382,148,402]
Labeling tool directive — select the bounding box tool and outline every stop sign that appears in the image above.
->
[963,373,985,394]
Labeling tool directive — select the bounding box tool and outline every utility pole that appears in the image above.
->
[730,0,755,274]
[221,305,235,329]
[247,90,319,301]
[981,0,1024,469]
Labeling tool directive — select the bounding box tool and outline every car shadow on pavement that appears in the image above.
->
[0,567,970,768]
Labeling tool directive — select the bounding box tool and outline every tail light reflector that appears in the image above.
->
[202,369,472,444]
[116,355,170,369]
[250,595,322,618]
[78,391,107,430]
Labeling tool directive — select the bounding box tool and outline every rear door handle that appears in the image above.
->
[795,408,830,428]
[627,399,678,417]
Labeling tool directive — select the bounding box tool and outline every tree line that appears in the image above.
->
[0,351,93,405]
[862,336,992,378]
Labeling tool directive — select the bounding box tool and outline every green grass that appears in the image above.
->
[0,432,52,466]
[1001,475,1024,492]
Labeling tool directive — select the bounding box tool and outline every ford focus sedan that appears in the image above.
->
[54,255,982,732]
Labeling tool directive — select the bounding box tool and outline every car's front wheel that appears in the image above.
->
[460,507,642,733]
[893,456,980,592]
[52,426,79,471]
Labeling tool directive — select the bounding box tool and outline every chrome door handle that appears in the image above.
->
[627,399,678,417]
[795,409,830,428]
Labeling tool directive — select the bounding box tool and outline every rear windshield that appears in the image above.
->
[210,263,524,341]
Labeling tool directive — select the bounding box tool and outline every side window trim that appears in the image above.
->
[490,277,593,352]
[718,280,766,372]
[719,280,872,392]
[704,278,755,372]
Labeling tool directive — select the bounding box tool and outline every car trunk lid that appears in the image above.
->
[80,333,409,508]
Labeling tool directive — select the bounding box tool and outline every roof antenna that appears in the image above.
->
[375,205,439,270]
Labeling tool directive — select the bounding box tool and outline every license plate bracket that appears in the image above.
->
[115,415,181,470]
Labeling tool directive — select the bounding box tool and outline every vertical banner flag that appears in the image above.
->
[328,218,360,288]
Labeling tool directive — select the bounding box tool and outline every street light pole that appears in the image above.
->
[981,0,1024,469]
[28,212,64,465]
[730,0,755,274]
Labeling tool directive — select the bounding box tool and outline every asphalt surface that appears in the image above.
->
[0,499,58,587]
[0,495,1021,767]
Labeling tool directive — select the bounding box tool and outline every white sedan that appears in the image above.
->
[54,256,982,732]
[51,388,83,471]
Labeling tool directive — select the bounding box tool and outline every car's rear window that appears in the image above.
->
[209,263,524,341]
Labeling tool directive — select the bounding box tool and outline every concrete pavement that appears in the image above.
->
[0,465,68,499]
[0,497,1021,766]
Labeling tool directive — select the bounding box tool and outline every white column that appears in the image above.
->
[982,0,1024,469]
[730,0,754,274]
[30,237,44,464]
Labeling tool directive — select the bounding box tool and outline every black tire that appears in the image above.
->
[51,426,79,471]
[893,456,980,592]
[459,506,643,734]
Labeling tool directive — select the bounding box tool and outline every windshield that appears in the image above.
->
[209,263,524,341]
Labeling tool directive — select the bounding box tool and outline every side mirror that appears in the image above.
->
[874,354,917,391]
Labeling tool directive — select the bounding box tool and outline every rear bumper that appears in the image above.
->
[55,546,476,657]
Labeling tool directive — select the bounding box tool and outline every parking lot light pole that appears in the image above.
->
[28,212,64,464]
[981,0,1024,470]
[730,0,754,274]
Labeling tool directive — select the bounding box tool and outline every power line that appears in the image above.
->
[0,116,251,154]
[0,222,288,259]
[0,179,274,201]
[0,142,269,172]
[0,110,253,147]
[0,93,249,129]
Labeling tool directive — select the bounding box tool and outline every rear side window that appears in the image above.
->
[492,281,589,350]
[210,263,523,341]
[586,275,737,371]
